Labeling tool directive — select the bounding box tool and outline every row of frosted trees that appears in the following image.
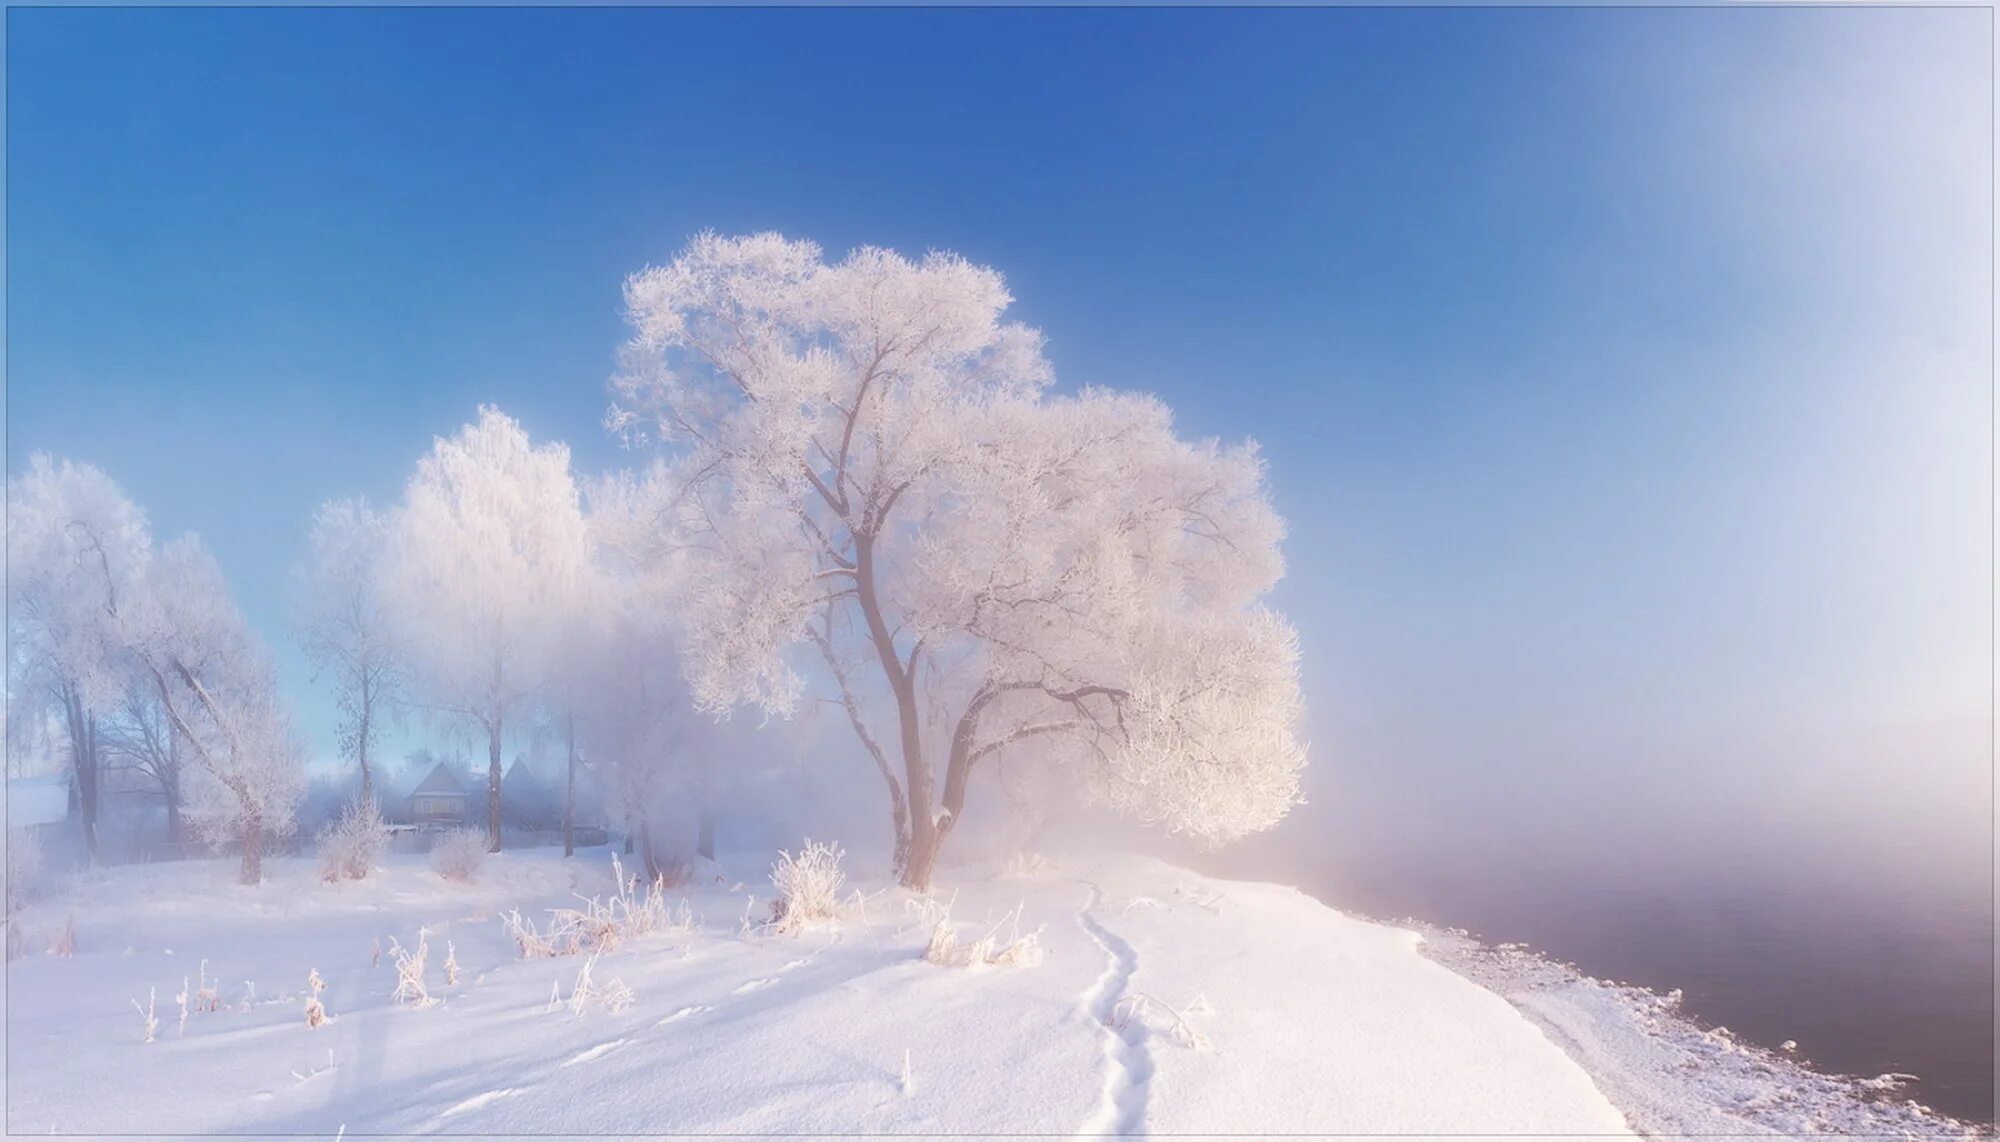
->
[8,232,1311,890]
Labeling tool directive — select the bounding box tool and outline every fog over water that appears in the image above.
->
[1209,717,1994,1121]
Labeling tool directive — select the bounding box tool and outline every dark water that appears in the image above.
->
[1230,853,1996,1124]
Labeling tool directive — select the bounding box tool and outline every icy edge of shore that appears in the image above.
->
[1405,921,1988,1139]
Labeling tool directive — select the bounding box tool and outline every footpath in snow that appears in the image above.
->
[4,847,1631,1136]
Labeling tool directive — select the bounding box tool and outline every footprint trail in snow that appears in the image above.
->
[1074,882,1153,1138]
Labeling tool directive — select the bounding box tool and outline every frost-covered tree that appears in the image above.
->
[609,233,1308,889]
[381,407,589,852]
[296,498,402,808]
[570,474,696,875]
[5,455,154,862]
[99,681,185,845]
[127,536,306,884]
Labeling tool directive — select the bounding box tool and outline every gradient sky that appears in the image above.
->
[7,7,1992,890]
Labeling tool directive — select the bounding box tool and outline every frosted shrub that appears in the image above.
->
[769,839,845,933]
[431,828,487,882]
[444,941,460,986]
[6,827,43,915]
[318,799,389,882]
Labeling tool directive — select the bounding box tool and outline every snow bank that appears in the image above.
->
[4,849,1633,1135]
[1411,922,1986,1139]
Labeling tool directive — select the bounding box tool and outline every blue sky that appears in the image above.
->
[7,8,1991,882]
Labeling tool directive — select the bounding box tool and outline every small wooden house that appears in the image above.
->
[408,763,470,824]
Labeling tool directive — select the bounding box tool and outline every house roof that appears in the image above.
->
[411,763,468,797]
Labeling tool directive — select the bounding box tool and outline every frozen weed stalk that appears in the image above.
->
[304,969,328,1028]
[392,929,434,1007]
[131,987,157,1043]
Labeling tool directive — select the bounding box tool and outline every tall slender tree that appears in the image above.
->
[126,536,306,885]
[381,407,589,853]
[5,454,154,864]
[296,498,403,809]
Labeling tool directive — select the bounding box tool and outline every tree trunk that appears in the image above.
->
[855,536,938,892]
[623,833,634,856]
[486,719,504,854]
[903,829,943,892]
[564,708,576,858]
[79,714,101,866]
[165,791,182,849]
[357,698,374,809]
[697,807,715,862]
[637,811,660,882]
[238,821,263,885]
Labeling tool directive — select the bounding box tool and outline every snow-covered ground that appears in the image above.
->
[4,847,1633,1136]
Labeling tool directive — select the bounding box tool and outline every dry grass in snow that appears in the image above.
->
[769,839,846,934]
[915,896,1045,969]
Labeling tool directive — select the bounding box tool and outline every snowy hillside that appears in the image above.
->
[4,848,1632,1136]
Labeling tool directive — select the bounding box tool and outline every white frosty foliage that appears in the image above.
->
[607,232,1307,883]
[318,799,389,882]
[5,454,153,718]
[769,840,846,933]
[296,499,403,802]
[128,536,307,883]
[381,406,589,849]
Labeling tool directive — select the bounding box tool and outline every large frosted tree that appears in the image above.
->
[4,455,154,862]
[296,498,402,807]
[609,233,1308,889]
[126,536,306,884]
[382,407,589,852]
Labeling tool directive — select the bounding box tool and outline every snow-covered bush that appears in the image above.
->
[318,798,388,882]
[769,839,845,933]
[6,827,43,915]
[431,828,487,882]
